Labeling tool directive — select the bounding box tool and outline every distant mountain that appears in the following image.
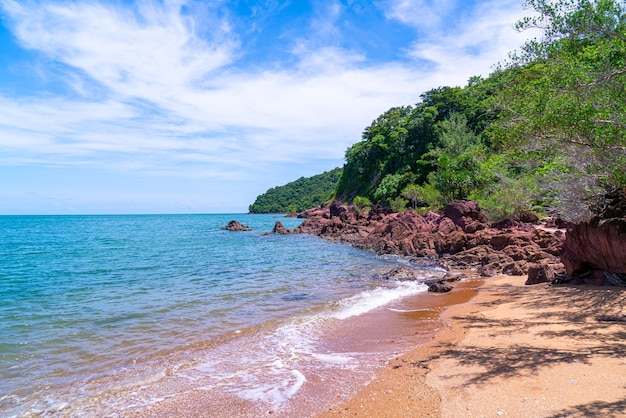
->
[248,168,342,214]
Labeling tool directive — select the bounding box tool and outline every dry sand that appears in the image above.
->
[318,275,626,418]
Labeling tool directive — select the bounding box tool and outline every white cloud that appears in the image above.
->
[0,0,536,184]
[403,0,536,84]
[382,0,457,30]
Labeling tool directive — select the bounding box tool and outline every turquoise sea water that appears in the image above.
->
[0,214,442,416]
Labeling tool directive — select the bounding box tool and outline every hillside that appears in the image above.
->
[333,0,626,223]
[252,0,625,224]
[248,168,342,213]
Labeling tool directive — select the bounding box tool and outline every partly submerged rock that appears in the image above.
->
[427,281,454,293]
[222,220,252,231]
[272,221,293,234]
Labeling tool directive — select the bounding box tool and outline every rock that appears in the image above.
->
[380,266,422,281]
[520,212,540,224]
[502,261,525,276]
[427,281,453,293]
[525,263,555,285]
[222,220,251,231]
[477,263,501,277]
[562,217,626,276]
[272,221,293,234]
[297,205,327,219]
[329,200,349,220]
[560,189,626,280]
[292,199,565,277]
[444,200,488,233]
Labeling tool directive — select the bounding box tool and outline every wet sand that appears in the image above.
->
[318,275,626,417]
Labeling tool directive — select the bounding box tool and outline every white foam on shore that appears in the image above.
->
[12,278,433,416]
[184,279,430,409]
[331,281,429,320]
[387,307,432,313]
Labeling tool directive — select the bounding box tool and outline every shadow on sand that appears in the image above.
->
[428,282,626,416]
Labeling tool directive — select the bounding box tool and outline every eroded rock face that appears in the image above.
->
[561,190,626,284]
[222,220,252,231]
[562,218,626,275]
[295,201,565,278]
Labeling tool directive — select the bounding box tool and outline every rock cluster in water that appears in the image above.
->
[293,200,566,283]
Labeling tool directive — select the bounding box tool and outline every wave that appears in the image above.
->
[331,280,428,320]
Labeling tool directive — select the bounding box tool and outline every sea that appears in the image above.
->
[0,214,450,417]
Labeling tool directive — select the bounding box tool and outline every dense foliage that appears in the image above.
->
[334,0,626,221]
[248,168,342,213]
[252,0,625,222]
[492,0,626,220]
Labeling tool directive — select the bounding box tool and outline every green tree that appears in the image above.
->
[401,184,422,209]
[493,0,626,219]
[424,114,486,202]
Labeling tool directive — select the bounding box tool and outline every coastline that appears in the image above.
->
[317,275,626,417]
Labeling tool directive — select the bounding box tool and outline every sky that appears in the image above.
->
[0,0,538,214]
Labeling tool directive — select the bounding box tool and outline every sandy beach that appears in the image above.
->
[318,275,626,417]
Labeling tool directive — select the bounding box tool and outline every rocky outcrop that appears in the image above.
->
[444,200,488,233]
[295,201,565,279]
[561,189,626,286]
[222,220,252,231]
[272,221,294,234]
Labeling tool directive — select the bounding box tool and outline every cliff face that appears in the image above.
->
[295,200,565,281]
[561,190,626,285]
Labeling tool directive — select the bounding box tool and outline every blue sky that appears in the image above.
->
[0,0,536,214]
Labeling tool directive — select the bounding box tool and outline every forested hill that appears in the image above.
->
[251,0,625,222]
[248,168,342,213]
[332,0,626,222]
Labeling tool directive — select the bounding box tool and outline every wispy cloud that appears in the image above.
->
[406,0,533,77]
[381,0,457,31]
[0,0,536,212]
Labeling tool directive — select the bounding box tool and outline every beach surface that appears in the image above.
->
[318,275,626,417]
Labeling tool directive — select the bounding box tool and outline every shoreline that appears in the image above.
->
[317,275,626,417]
[112,268,483,418]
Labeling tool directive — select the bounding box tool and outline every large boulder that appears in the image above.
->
[562,218,626,275]
[525,263,555,285]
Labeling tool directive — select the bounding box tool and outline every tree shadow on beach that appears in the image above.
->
[430,343,595,386]
[546,398,626,418]
[476,282,626,323]
[427,282,626,387]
